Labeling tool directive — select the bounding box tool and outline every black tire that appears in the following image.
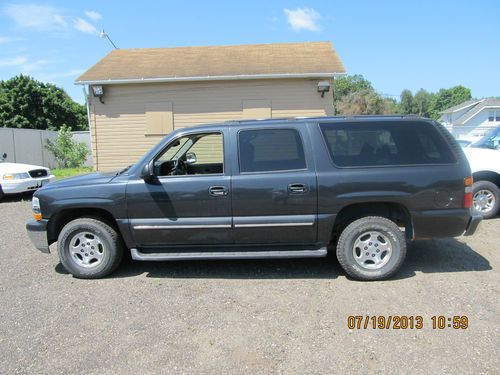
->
[57,218,123,279]
[336,216,406,281]
[472,180,500,219]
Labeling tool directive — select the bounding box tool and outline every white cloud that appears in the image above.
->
[3,4,101,35]
[4,3,67,30]
[85,10,102,21]
[284,8,320,32]
[37,68,86,82]
[0,56,28,68]
[21,59,50,72]
[73,17,98,35]
[0,36,23,44]
[0,56,52,72]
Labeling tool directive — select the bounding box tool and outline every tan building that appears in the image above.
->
[76,42,345,171]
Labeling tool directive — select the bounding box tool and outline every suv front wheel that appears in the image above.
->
[57,218,124,279]
[336,216,406,281]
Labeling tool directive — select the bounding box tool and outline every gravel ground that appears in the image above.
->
[0,194,499,374]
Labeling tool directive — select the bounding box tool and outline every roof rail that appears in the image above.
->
[223,114,429,125]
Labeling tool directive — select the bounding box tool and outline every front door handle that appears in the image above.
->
[209,185,228,196]
[288,183,308,194]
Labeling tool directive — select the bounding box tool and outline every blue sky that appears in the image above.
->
[0,0,498,103]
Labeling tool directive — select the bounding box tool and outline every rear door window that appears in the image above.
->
[238,129,306,173]
[320,121,456,167]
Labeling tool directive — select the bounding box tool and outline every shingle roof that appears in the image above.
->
[75,41,345,84]
[456,98,500,125]
[440,99,484,114]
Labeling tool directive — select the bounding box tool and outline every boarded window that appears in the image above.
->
[242,100,271,120]
[145,102,173,135]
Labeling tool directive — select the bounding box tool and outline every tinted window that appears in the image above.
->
[238,129,306,172]
[320,121,456,167]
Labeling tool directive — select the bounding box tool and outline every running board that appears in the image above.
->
[130,247,327,261]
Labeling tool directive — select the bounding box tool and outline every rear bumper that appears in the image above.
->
[26,219,50,253]
[411,208,481,239]
[464,213,482,236]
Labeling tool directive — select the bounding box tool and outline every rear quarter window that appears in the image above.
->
[320,121,456,167]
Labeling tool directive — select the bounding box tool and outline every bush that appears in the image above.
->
[46,125,90,168]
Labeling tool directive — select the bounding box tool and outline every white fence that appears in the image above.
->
[0,128,92,168]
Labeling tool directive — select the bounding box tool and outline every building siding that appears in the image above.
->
[452,109,500,139]
[89,78,334,171]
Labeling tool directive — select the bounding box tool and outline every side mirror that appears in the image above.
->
[140,161,155,181]
[186,152,197,165]
[1,153,6,160]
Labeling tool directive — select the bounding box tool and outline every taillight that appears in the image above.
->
[464,177,473,209]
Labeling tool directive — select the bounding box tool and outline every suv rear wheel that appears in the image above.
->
[472,180,499,219]
[336,216,406,281]
[57,218,123,279]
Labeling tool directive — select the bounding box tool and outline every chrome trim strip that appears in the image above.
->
[233,214,315,228]
[234,222,314,228]
[131,215,315,230]
[130,217,231,230]
[134,224,231,230]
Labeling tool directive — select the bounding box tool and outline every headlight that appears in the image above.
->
[3,172,30,180]
[32,197,42,221]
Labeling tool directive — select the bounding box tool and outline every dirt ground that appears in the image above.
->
[0,195,498,374]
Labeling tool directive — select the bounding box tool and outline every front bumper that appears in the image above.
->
[26,219,50,253]
[464,212,482,236]
[1,175,56,194]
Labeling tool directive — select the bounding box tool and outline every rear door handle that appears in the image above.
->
[209,185,228,196]
[288,183,308,194]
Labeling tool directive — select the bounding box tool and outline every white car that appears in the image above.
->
[0,153,56,199]
[462,127,500,219]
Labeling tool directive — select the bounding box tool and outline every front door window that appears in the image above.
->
[154,132,224,176]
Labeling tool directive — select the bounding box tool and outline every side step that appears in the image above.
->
[130,247,327,261]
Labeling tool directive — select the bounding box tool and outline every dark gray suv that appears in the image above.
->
[26,116,481,280]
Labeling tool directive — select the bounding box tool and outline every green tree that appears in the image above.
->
[0,75,87,130]
[336,90,385,115]
[45,125,90,168]
[382,98,398,114]
[429,85,472,119]
[412,89,433,117]
[399,89,414,114]
[334,74,374,114]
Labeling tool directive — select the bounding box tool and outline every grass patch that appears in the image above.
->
[52,167,93,180]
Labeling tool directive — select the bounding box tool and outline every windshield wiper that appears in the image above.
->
[116,165,132,175]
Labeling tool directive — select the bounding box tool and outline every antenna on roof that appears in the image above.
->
[100,29,118,49]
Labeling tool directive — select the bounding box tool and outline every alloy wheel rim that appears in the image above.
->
[69,231,105,268]
[352,230,392,270]
[473,189,495,213]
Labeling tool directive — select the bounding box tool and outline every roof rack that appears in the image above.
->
[223,114,428,125]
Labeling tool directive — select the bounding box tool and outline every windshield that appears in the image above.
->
[471,127,500,150]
